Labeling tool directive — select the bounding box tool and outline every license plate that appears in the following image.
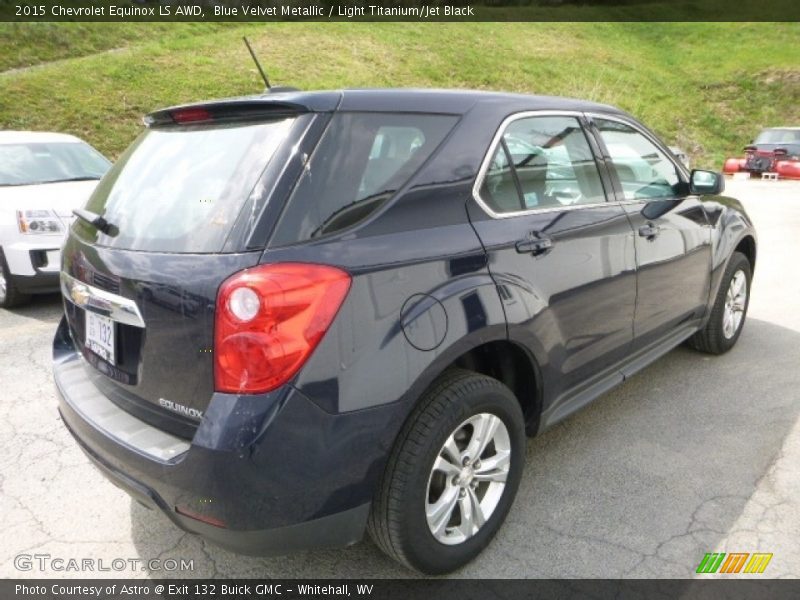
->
[85,311,115,365]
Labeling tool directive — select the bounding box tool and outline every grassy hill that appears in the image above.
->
[1,22,798,168]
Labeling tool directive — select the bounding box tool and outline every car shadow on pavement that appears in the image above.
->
[1,293,63,324]
[130,317,800,578]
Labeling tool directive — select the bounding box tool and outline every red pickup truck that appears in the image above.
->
[724,127,800,179]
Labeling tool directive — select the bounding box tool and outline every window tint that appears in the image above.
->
[479,115,606,214]
[272,112,458,245]
[82,118,295,253]
[595,119,682,201]
[480,142,522,213]
[0,142,110,186]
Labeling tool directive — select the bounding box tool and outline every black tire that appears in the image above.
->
[688,251,751,355]
[368,368,526,574]
[0,248,30,309]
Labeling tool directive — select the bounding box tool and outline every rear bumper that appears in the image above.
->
[59,414,369,554]
[53,317,403,555]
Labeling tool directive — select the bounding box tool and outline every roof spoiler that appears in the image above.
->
[144,100,307,127]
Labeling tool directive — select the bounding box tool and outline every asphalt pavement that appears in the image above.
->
[1,178,798,579]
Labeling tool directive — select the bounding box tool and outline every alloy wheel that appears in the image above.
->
[722,269,747,339]
[425,412,511,545]
[0,262,7,304]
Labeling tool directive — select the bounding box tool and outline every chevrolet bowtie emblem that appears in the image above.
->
[70,284,89,306]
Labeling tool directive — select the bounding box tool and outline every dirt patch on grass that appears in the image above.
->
[760,68,800,87]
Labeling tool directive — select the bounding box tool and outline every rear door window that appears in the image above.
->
[481,142,522,213]
[80,118,296,253]
[271,112,458,245]
[479,115,607,215]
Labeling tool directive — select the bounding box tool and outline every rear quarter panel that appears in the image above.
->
[261,104,512,416]
[262,196,506,417]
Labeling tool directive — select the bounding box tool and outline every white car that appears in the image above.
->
[0,131,111,308]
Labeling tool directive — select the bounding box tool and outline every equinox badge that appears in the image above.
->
[159,398,203,419]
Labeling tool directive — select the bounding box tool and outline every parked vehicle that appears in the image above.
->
[53,90,756,574]
[723,127,800,179]
[0,131,111,307]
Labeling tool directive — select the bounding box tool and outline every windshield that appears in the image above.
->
[80,118,295,253]
[755,129,800,144]
[0,141,110,186]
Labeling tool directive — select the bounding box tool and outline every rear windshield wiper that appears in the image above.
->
[73,209,117,236]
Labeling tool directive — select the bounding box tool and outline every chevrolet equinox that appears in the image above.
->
[54,89,756,574]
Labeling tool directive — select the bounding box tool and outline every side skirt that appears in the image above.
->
[538,323,699,432]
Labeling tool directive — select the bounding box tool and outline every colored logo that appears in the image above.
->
[696,552,773,574]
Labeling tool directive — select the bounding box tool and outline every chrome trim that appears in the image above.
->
[61,271,145,328]
[56,355,189,463]
[471,110,611,220]
[477,200,611,219]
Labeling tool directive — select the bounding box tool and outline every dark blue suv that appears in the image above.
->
[54,89,756,574]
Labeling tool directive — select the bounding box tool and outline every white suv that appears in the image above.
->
[0,131,110,308]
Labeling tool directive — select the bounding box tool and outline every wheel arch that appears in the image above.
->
[735,234,756,272]
[400,334,544,437]
[450,340,542,435]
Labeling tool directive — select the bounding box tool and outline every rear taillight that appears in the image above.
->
[171,107,213,124]
[214,263,351,394]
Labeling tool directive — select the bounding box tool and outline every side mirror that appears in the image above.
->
[690,169,724,195]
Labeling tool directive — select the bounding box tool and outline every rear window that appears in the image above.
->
[81,118,295,253]
[271,112,458,245]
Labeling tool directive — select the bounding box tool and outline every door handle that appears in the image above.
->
[638,223,661,240]
[515,235,553,256]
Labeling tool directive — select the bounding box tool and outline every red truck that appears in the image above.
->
[724,127,800,179]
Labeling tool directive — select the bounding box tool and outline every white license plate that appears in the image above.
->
[85,311,115,365]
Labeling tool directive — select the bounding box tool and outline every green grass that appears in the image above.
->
[0,23,232,72]
[1,22,798,167]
